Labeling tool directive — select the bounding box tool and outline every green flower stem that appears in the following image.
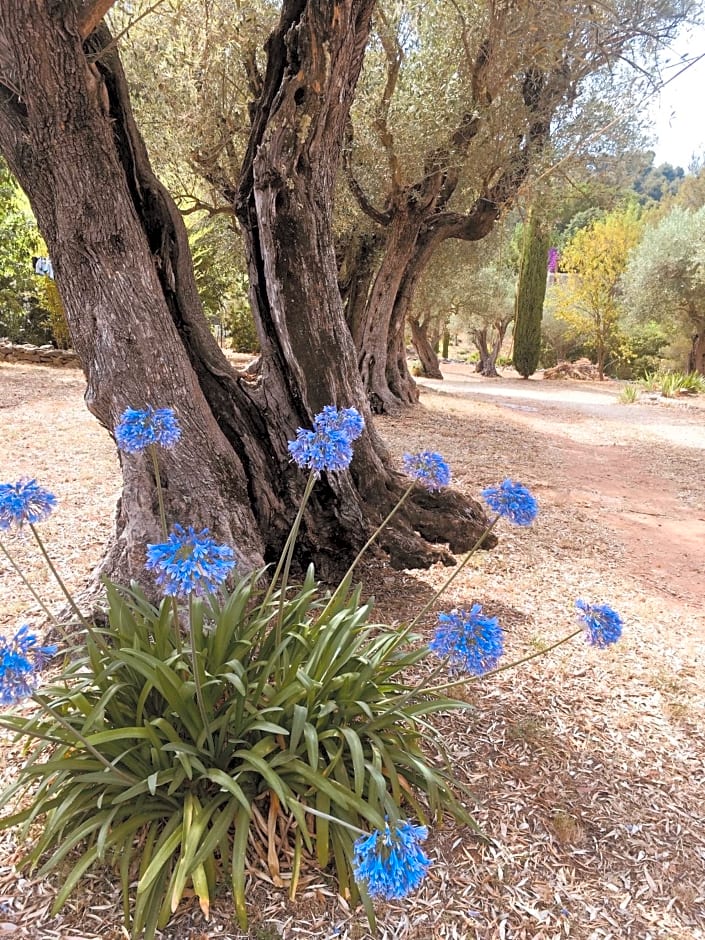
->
[171,598,183,655]
[423,627,584,695]
[149,444,169,540]
[403,514,501,638]
[148,443,182,654]
[189,595,214,753]
[345,482,414,580]
[371,657,452,723]
[28,524,104,649]
[0,539,70,638]
[33,697,136,784]
[271,471,318,640]
[302,803,367,837]
[318,483,415,622]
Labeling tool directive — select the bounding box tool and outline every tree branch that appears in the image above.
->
[176,194,238,219]
[342,122,392,226]
[87,0,167,59]
[373,7,404,194]
[78,0,119,39]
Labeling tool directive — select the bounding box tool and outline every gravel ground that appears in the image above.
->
[0,360,703,940]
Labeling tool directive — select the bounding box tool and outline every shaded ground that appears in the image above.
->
[0,360,703,940]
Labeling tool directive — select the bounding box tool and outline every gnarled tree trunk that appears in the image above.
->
[472,316,513,377]
[338,231,381,349]
[687,328,704,374]
[0,0,495,584]
[409,316,443,379]
[356,208,424,411]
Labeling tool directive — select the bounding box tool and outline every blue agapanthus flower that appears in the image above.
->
[353,819,431,900]
[288,406,363,475]
[146,524,236,597]
[575,599,623,648]
[114,406,181,453]
[0,625,57,705]
[313,405,364,441]
[0,479,57,531]
[402,451,451,490]
[481,479,538,526]
[430,604,504,675]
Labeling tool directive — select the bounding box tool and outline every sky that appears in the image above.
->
[647,27,705,169]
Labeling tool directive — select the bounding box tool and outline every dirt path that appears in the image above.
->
[418,363,705,615]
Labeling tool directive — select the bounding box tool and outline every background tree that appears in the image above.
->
[513,208,550,378]
[341,0,692,409]
[115,0,692,411]
[419,237,515,377]
[623,205,705,373]
[549,206,642,378]
[407,309,445,379]
[632,156,686,203]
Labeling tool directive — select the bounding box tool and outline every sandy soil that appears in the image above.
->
[0,360,703,940]
[416,362,705,613]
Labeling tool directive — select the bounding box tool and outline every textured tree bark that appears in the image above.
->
[0,0,496,581]
[338,231,381,349]
[356,210,424,411]
[353,198,505,411]
[232,1,495,565]
[473,317,512,377]
[687,325,705,374]
[0,4,269,581]
[409,317,443,379]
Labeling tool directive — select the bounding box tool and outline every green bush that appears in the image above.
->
[639,369,705,397]
[0,569,470,938]
[0,408,623,940]
[618,384,639,404]
[659,370,705,397]
[640,370,661,392]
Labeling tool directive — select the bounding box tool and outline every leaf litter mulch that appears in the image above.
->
[0,360,703,940]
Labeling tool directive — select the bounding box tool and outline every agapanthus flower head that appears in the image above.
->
[481,479,538,526]
[0,625,57,705]
[313,405,364,442]
[402,451,451,491]
[114,406,181,454]
[146,524,236,597]
[575,599,623,648]
[430,604,504,675]
[0,479,57,531]
[352,819,431,900]
[288,405,363,475]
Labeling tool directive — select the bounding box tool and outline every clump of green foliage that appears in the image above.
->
[639,369,705,397]
[0,570,470,938]
[0,160,53,345]
[618,384,639,403]
[658,370,705,397]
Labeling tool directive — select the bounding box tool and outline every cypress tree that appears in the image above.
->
[513,209,550,378]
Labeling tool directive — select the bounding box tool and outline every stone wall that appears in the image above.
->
[0,340,80,368]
